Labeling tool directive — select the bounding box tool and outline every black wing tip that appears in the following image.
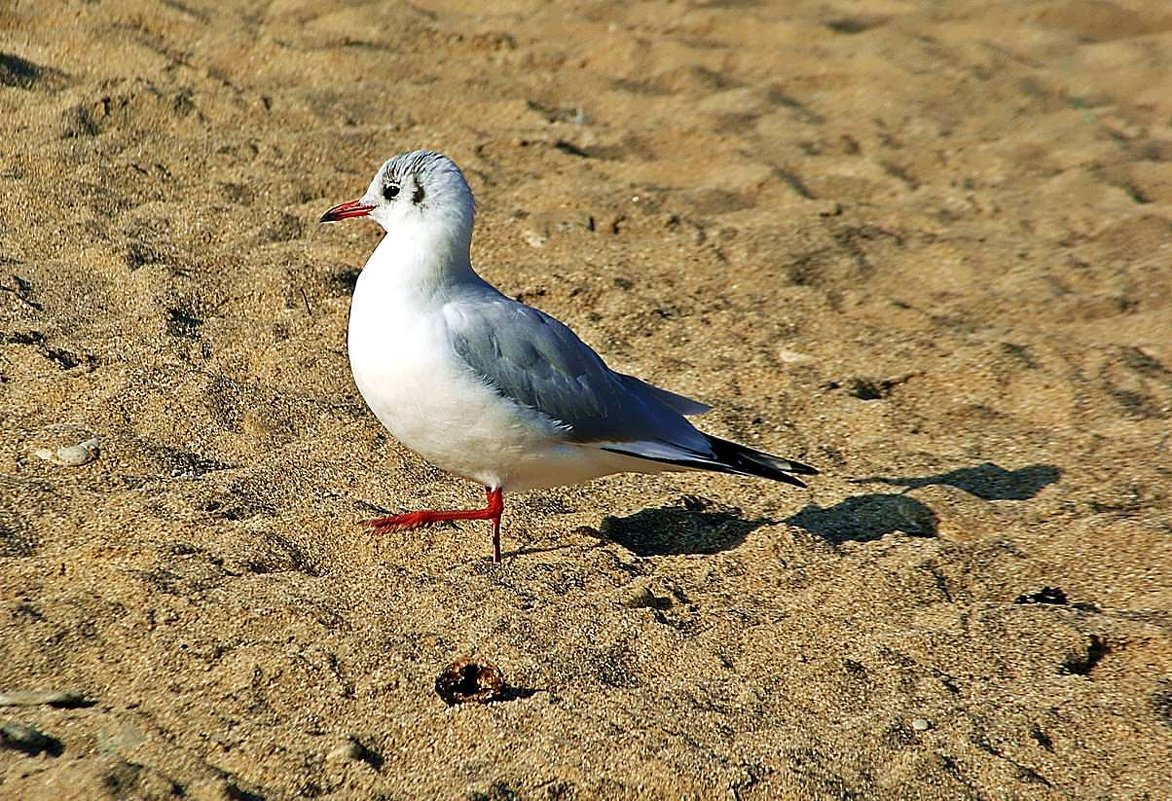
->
[787,460,820,476]
[600,436,818,487]
[705,435,818,485]
[771,471,810,488]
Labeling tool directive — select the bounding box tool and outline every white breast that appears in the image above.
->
[346,236,683,492]
[347,243,575,490]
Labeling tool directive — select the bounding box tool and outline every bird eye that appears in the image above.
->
[384,183,400,200]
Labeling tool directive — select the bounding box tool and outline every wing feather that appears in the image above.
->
[443,294,708,451]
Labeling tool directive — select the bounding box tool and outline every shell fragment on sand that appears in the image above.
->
[33,437,100,466]
[0,689,95,708]
[434,658,506,705]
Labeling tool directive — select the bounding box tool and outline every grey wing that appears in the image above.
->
[616,373,711,417]
[443,295,710,451]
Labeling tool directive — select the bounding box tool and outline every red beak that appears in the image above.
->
[320,199,375,223]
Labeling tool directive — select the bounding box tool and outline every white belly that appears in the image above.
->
[348,276,651,492]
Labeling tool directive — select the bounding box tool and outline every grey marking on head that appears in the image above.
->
[382,150,452,186]
[374,150,476,218]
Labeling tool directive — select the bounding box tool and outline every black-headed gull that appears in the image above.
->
[322,151,816,562]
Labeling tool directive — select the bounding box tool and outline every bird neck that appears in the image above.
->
[365,221,477,296]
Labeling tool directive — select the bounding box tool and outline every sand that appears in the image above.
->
[1,0,1170,798]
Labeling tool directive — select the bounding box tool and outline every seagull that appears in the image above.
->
[321,150,817,562]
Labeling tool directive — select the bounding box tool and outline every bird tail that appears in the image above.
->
[704,435,819,487]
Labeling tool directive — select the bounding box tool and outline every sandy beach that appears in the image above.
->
[2,1,1170,798]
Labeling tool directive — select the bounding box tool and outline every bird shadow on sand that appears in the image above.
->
[598,463,1061,554]
[598,497,768,556]
[849,462,1062,501]
[784,462,1062,545]
[784,494,940,544]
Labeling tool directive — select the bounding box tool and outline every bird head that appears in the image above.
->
[320,150,475,245]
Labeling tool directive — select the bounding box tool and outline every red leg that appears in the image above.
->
[491,509,502,564]
[365,487,505,562]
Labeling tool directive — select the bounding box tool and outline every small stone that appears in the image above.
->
[325,735,382,769]
[33,437,100,466]
[326,738,363,763]
[1,720,63,756]
[621,585,669,610]
[186,778,250,801]
[0,689,94,708]
[776,348,814,365]
[622,586,657,609]
[97,721,147,754]
[912,718,931,731]
[435,658,506,706]
[1014,586,1068,606]
[523,229,548,248]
